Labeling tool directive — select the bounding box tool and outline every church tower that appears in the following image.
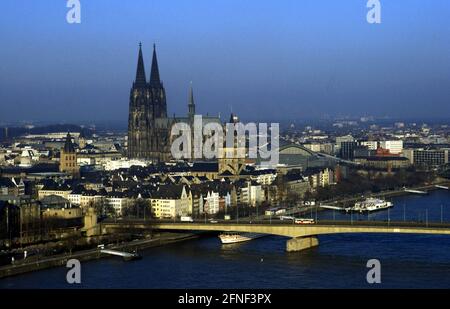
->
[148,44,167,119]
[218,113,246,178]
[188,83,196,120]
[128,43,170,161]
[128,43,150,159]
[60,133,80,178]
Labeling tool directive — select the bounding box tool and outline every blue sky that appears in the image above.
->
[0,0,449,123]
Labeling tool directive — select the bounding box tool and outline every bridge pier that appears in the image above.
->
[286,236,319,252]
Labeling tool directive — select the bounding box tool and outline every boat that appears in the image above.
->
[123,251,142,261]
[351,198,393,213]
[219,232,267,244]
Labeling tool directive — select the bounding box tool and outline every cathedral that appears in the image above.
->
[127,43,221,162]
[127,43,247,178]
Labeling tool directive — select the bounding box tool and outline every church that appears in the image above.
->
[127,43,221,162]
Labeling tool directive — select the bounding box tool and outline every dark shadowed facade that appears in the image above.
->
[127,43,221,162]
[127,44,170,161]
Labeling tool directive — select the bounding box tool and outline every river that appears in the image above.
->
[2,190,450,288]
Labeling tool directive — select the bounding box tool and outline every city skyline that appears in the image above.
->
[1,0,450,123]
[3,0,450,298]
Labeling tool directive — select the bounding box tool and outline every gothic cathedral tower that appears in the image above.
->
[128,43,168,161]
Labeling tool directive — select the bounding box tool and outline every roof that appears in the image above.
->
[0,177,15,188]
[191,162,218,172]
[152,184,185,199]
[0,163,59,175]
[40,180,71,191]
[279,144,316,156]
[358,156,409,162]
[40,195,70,207]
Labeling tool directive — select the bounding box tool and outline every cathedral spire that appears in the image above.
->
[150,43,161,86]
[188,82,195,118]
[134,42,146,86]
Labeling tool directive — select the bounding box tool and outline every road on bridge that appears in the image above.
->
[105,218,450,230]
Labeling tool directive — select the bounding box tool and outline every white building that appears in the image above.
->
[104,158,149,171]
[151,185,192,218]
[68,192,81,206]
[239,181,264,207]
[335,135,354,153]
[249,185,264,206]
[360,141,378,150]
[380,140,403,155]
[249,169,277,185]
[106,194,131,216]
[204,190,220,215]
[68,191,105,208]
[19,147,40,167]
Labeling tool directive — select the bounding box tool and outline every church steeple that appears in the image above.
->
[188,82,195,118]
[134,42,146,87]
[149,44,161,86]
[63,132,75,153]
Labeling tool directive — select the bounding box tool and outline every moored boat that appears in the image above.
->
[219,232,267,244]
[351,198,393,213]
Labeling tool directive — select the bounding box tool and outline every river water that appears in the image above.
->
[2,190,450,288]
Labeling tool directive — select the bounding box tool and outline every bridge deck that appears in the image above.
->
[102,220,450,238]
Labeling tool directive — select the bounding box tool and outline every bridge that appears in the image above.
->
[101,220,450,252]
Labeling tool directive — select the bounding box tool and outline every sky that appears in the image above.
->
[0,0,449,124]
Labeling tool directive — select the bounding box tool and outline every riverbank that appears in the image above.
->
[0,232,208,279]
[284,182,450,217]
[321,182,450,206]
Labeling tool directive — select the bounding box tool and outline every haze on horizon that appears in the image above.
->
[0,0,449,124]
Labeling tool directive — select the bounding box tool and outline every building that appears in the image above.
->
[248,182,264,206]
[59,133,80,177]
[335,135,355,154]
[245,168,277,185]
[127,43,169,160]
[278,144,333,172]
[18,147,40,167]
[190,188,204,217]
[0,196,41,245]
[38,182,72,201]
[41,195,82,220]
[339,141,358,160]
[218,113,246,178]
[150,185,192,218]
[0,177,25,197]
[106,192,131,216]
[281,172,311,199]
[104,158,148,171]
[204,190,220,215]
[0,201,20,248]
[409,149,449,167]
[127,44,220,162]
[304,143,334,155]
[68,187,105,208]
[302,168,335,189]
[191,162,220,180]
[40,195,83,231]
[379,140,403,155]
[354,156,410,170]
[360,140,378,150]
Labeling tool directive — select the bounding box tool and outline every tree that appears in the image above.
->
[123,199,149,219]
[89,199,116,218]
